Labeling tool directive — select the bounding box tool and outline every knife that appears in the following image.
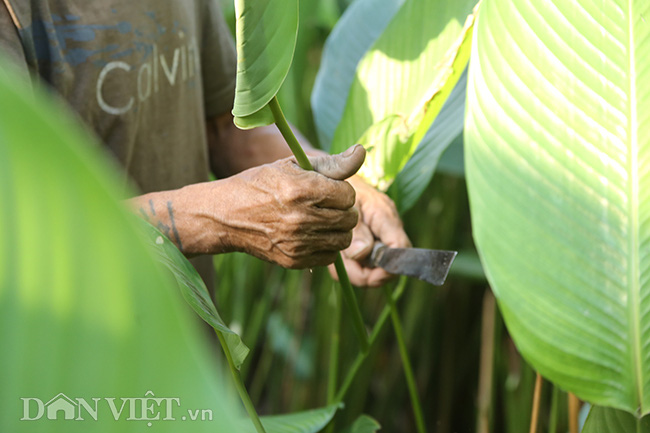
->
[367,242,457,286]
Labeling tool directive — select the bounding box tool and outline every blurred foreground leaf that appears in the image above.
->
[0,60,240,432]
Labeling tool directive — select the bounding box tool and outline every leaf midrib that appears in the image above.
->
[627,0,643,412]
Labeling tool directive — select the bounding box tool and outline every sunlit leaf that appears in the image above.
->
[328,0,477,191]
[311,0,406,149]
[232,0,298,129]
[388,69,467,212]
[0,60,240,432]
[465,0,650,413]
[583,406,650,433]
[140,221,250,370]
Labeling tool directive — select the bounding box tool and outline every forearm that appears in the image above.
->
[127,154,362,267]
[207,112,320,178]
[127,181,235,256]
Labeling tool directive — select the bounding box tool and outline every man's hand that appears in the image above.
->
[329,175,411,288]
[218,145,366,268]
[130,145,366,269]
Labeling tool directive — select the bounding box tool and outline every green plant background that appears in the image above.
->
[4,0,634,431]
[219,1,556,432]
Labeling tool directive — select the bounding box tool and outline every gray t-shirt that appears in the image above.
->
[0,0,236,193]
[0,0,238,289]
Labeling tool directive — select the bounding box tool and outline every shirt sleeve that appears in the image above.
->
[200,1,237,118]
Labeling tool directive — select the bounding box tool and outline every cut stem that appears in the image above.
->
[529,373,543,433]
[217,332,267,433]
[382,283,427,433]
[269,96,369,353]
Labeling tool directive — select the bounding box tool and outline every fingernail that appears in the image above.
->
[347,240,369,259]
[343,144,360,157]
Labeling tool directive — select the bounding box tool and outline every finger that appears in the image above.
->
[328,259,371,287]
[302,207,358,233]
[342,253,395,287]
[366,203,411,249]
[365,268,395,288]
[276,231,354,257]
[310,144,366,180]
[313,178,356,210]
[331,256,395,288]
[279,159,357,210]
[289,251,339,269]
[343,219,374,261]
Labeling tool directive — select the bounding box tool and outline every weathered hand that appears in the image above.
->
[328,175,411,287]
[218,144,366,268]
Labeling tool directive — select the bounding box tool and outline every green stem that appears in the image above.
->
[327,283,342,403]
[325,283,342,433]
[269,96,313,170]
[382,284,427,433]
[216,332,267,433]
[335,277,408,402]
[548,385,560,433]
[268,96,369,353]
[334,256,369,353]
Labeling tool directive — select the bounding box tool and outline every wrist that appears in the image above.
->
[127,180,237,257]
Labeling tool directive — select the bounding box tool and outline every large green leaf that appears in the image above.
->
[0,61,240,431]
[328,0,477,190]
[141,221,249,369]
[583,406,650,433]
[465,0,650,414]
[237,404,340,433]
[232,0,298,129]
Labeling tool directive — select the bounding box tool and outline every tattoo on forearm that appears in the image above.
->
[166,201,184,253]
[137,199,183,252]
[138,207,151,222]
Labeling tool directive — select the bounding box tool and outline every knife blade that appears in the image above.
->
[368,242,457,286]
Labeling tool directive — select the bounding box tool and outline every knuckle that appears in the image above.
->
[285,211,305,231]
[281,183,305,203]
[341,231,353,249]
[317,252,338,267]
[342,209,359,231]
[332,231,353,250]
[342,182,356,208]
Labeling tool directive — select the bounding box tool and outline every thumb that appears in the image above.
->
[310,144,366,180]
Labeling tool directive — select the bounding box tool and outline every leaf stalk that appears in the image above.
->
[382,283,427,433]
[217,331,267,433]
[335,277,408,402]
[268,96,369,353]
